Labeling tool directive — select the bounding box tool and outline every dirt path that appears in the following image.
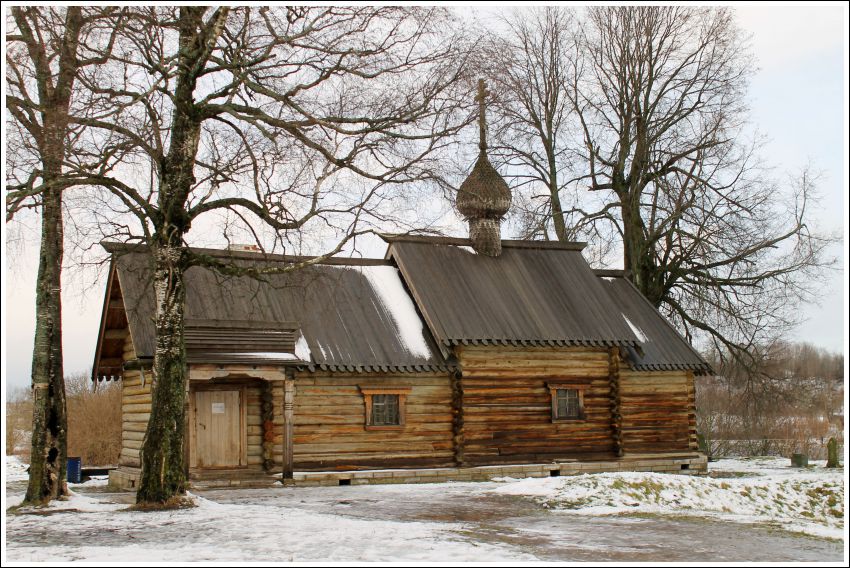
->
[200,482,843,562]
[5,479,843,562]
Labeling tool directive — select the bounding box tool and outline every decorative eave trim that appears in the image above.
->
[297,363,452,374]
[443,338,640,349]
[630,361,714,375]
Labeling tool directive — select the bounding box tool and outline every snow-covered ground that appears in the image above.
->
[492,457,845,539]
[4,455,533,562]
[3,455,844,562]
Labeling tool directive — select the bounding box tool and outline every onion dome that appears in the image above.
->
[455,79,512,256]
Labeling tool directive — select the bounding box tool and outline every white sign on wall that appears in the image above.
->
[211,402,226,414]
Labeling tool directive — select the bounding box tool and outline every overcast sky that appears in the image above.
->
[2,4,847,393]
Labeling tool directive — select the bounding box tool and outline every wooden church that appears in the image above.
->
[94,83,711,489]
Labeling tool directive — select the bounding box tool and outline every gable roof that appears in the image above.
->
[385,235,711,375]
[386,237,642,350]
[94,238,712,380]
[100,245,446,377]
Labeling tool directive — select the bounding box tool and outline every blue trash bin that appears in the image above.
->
[67,457,82,484]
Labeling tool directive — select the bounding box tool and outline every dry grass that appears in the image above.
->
[66,373,122,465]
[129,495,197,512]
[5,372,122,467]
[5,386,33,458]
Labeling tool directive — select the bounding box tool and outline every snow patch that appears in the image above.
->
[222,352,301,360]
[294,333,312,362]
[622,314,648,343]
[456,245,477,254]
[316,341,328,359]
[352,266,432,359]
[5,454,29,482]
[5,487,533,562]
[491,460,844,539]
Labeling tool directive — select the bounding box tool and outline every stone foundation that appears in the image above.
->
[286,452,708,487]
[109,453,708,490]
[109,466,141,490]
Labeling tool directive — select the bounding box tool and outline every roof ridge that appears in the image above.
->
[100,241,389,266]
[380,234,587,251]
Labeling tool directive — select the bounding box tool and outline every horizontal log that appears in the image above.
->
[122,430,145,442]
[122,394,152,406]
[122,386,151,397]
[294,422,452,437]
[123,412,151,422]
[294,455,455,470]
[294,450,455,462]
[119,457,140,469]
[295,403,449,415]
[294,432,452,446]
[295,413,453,426]
[120,448,140,461]
[123,421,148,433]
[294,440,452,454]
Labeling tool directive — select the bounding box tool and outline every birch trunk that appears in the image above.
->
[24,180,68,504]
[18,5,84,505]
[136,243,189,502]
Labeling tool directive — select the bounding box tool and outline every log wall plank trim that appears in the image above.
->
[619,369,694,453]
[457,346,616,465]
[292,372,454,471]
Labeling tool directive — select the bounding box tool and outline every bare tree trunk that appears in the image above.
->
[25,180,68,504]
[14,6,86,505]
[136,243,189,503]
[135,7,214,503]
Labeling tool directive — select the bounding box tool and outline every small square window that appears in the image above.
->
[360,386,411,431]
[547,382,587,422]
[555,389,581,419]
[371,394,400,426]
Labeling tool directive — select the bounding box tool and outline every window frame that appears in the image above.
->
[546,382,589,422]
[359,386,411,431]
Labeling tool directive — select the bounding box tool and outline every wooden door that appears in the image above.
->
[194,389,244,468]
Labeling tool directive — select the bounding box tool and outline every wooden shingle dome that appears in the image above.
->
[455,79,512,256]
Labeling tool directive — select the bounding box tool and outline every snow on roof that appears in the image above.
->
[221,352,303,361]
[622,314,648,343]
[294,333,312,362]
[353,265,433,360]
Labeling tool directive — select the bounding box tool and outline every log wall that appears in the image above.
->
[119,336,149,468]
[457,346,616,465]
[121,346,288,472]
[619,369,696,453]
[292,372,454,470]
[245,381,285,469]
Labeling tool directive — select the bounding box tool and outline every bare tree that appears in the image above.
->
[698,341,844,458]
[67,6,473,504]
[489,6,835,368]
[482,8,581,244]
[5,6,125,505]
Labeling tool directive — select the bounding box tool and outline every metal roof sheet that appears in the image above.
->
[596,275,713,374]
[112,248,445,373]
[387,240,642,349]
